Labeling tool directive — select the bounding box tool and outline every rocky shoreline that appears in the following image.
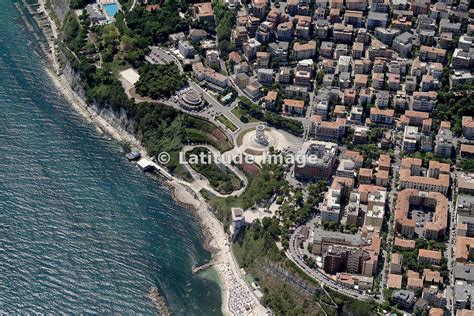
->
[29,1,267,315]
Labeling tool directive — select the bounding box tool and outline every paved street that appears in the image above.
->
[287,224,374,301]
[378,147,400,304]
[445,164,458,312]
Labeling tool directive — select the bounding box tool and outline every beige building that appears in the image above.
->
[390,253,403,274]
[293,41,317,60]
[399,158,450,195]
[462,116,474,140]
[418,249,442,266]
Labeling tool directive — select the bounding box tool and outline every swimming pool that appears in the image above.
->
[103,3,119,17]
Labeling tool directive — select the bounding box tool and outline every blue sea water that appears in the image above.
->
[0,1,221,314]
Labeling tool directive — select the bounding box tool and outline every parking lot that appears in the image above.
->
[410,209,434,238]
[145,47,175,65]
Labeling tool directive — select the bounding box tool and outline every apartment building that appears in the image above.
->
[251,0,267,19]
[418,249,442,266]
[257,68,274,85]
[294,15,312,39]
[293,41,317,60]
[369,108,395,126]
[462,116,474,140]
[277,21,294,41]
[368,12,389,29]
[402,126,419,152]
[395,189,448,240]
[419,46,447,63]
[193,2,214,23]
[294,141,338,181]
[411,91,437,112]
[344,10,364,27]
[398,158,450,195]
[193,62,229,88]
[311,116,347,141]
[283,99,305,116]
[178,40,196,58]
[333,23,354,43]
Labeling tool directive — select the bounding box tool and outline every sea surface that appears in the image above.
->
[0,1,221,313]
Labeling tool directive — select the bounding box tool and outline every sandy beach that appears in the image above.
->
[35,2,266,315]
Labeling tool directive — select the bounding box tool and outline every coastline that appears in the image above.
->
[43,37,239,316]
[45,67,238,316]
[34,2,266,315]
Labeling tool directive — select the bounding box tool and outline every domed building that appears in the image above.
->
[179,89,204,111]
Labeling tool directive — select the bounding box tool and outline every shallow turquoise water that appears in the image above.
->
[0,1,221,314]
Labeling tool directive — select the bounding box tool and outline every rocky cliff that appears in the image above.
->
[47,0,70,25]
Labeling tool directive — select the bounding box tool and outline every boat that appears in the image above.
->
[126,150,141,161]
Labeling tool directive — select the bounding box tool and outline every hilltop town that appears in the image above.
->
[33,0,474,314]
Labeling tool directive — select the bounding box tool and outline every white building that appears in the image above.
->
[402,126,419,152]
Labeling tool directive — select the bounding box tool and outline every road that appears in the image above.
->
[287,224,374,301]
[445,163,458,312]
[148,47,267,137]
[377,146,401,304]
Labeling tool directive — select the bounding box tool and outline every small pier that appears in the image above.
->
[192,261,220,274]
[136,157,173,180]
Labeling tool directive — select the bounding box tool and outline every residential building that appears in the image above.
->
[390,253,403,274]
[393,32,414,57]
[277,21,294,41]
[395,189,448,240]
[231,207,245,239]
[234,73,250,89]
[402,126,419,152]
[178,40,196,58]
[458,173,474,195]
[369,108,394,126]
[392,290,416,310]
[450,71,474,89]
[251,0,267,19]
[367,12,389,29]
[399,158,450,195]
[463,116,474,140]
[311,116,347,141]
[257,68,274,85]
[243,38,261,60]
[244,80,263,100]
[418,249,442,266]
[419,46,446,63]
[194,2,214,23]
[375,27,400,45]
[283,99,305,116]
[411,91,437,112]
[434,128,453,157]
[268,42,289,65]
[294,141,338,181]
[263,90,278,110]
[293,41,317,60]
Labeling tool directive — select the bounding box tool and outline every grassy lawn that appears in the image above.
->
[231,107,259,123]
[216,114,238,132]
[104,58,131,76]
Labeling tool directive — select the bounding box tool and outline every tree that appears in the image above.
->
[135,63,186,99]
